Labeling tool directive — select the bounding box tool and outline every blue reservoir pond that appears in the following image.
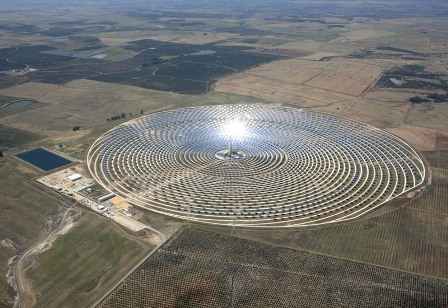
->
[15,148,73,171]
[5,100,35,109]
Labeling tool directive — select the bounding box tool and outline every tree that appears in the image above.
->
[409,96,429,104]
[428,92,448,103]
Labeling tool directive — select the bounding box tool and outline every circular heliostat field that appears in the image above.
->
[87,105,425,227]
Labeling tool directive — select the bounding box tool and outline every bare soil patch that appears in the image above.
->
[386,125,438,151]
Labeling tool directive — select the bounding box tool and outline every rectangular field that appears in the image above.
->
[27,211,155,308]
[303,59,384,96]
[99,227,448,308]
[216,73,355,106]
[215,57,385,111]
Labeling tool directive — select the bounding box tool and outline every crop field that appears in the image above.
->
[0,161,61,307]
[0,45,75,71]
[340,29,396,42]
[0,124,40,149]
[301,59,384,96]
[405,102,448,132]
[99,227,448,308]
[303,203,448,279]
[215,57,385,112]
[343,92,411,128]
[0,80,184,137]
[423,151,448,170]
[386,125,443,151]
[26,211,155,308]
[90,40,281,94]
[214,203,448,282]
[0,39,281,94]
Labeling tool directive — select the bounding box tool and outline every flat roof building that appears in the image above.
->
[98,193,116,203]
[67,173,82,181]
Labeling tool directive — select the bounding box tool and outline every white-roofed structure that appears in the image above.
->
[67,173,82,181]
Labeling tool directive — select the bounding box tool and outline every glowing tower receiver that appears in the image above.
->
[216,119,247,160]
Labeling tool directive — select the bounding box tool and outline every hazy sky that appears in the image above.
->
[2,0,447,17]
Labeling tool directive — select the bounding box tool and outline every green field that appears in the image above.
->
[26,211,155,307]
[0,161,60,307]
[0,124,40,149]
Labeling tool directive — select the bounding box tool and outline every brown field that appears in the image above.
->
[216,73,355,107]
[303,59,384,96]
[149,32,240,44]
[405,102,448,132]
[215,57,385,112]
[264,41,354,60]
[343,86,448,133]
[386,125,440,151]
[267,40,333,52]
[340,29,396,41]
[243,58,323,84]
[344,98,410,128]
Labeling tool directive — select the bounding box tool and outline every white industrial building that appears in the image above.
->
[67,173,82,181]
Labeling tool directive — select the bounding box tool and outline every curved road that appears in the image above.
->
[14,201,79,308]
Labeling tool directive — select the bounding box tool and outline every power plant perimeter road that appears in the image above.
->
[87,105,425,227]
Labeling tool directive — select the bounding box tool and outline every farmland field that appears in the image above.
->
[99,227,448,307]
[0,39,282,94]
[26,211,155,308]
[0,161,60,307]
[214,57,386,112]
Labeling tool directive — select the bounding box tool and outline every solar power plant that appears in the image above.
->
[87,105,425,227]
[98,227,448,308]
